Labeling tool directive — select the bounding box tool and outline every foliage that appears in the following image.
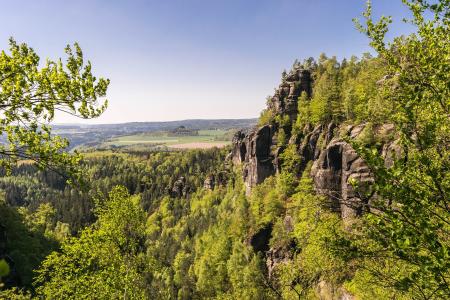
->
[291,54,388,128]
[1,1,449,298]
[0,39,108,182]
[0,199,58,288]
[258,108,274,126]
[309,56,344,124]
[0,148,227,232]
[0,259,9,278]
[293,91,311,134]
[34,186,149,299]
[342,0,450,298]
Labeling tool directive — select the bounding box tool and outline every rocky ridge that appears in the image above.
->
[230,64,399,296]
[230,65,398,220]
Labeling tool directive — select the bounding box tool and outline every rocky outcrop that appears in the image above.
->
[231,63,400,298]
[203,175,215,190]
[203,172,228,191]
[266,243,295,279]
[311,136,374,219]
[233,125,277,194]
[229,58,405,300]
[265,216,297,279]
[170,177,190,198]
[233,118,378,219]
[230,60,387,220]
[232,67,314,195]
[268,67,312,121]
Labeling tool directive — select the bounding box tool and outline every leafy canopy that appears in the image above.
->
[345,0,450,298]
[0,38,109,181]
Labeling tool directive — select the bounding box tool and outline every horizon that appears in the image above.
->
[0,0,413,124]
[51,117,258,126]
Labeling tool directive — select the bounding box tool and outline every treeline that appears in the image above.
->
[260,53,388,136]
[0,148,228,290]
[0,149,227,231]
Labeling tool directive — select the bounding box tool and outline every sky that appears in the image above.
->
[0,0,414,124]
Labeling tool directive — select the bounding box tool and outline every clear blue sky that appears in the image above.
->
[0,0,413,124]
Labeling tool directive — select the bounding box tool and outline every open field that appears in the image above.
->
[169,142,229,149]
[49,119,256,150]
[104,129,232,149]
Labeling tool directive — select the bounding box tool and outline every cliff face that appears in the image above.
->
[231,66,398,221]
[232,65,313,195]
[229,66,398,299]
[233,122,376,219]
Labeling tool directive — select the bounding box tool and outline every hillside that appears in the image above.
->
[0,1,449,299]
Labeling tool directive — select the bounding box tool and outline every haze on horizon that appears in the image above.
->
[0,0,412,124]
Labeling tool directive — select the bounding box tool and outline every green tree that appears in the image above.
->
[309,56,344,124]
[346,0,450,298]
[0,38,109,181]
[34,186,149,299]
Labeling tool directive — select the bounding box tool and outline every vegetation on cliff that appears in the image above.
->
[0,0,449,299]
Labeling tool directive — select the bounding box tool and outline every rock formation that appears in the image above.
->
[310,128,374,219]
[232,66,313,195]
[233,120,380,219]
[229,62,394,220]
[203,172,229,191]
[170,177,190,198]
[232,64,398,292]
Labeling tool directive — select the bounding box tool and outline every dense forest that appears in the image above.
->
[0,0,449,299]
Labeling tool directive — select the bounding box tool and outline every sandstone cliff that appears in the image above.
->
[230,64,399,298]
[231,64,398,220]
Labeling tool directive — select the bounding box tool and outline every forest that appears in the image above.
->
[0,0,449,299]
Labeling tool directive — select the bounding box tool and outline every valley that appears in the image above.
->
[0,1,448,299]
[51,119,256,150]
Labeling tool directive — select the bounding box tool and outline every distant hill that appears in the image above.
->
[51,118,257,149]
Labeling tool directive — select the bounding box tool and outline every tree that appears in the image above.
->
[309,56,344,124]
[0,38,109,182]
[347,0,450,298]
[34,186,149,299]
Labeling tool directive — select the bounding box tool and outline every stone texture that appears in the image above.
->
[266,243,295,279]
[232,116,380,220]
[230,62,399,297]
[170,177,190,198]
[232,125,277,195]
[203,174,215,190]
[203,172,228,191]
[382,139,401,168]
[311,136,374,219]
[232,67,313,194]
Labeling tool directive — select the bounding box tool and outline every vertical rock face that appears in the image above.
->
[267,67,312,121]
[203,172,228,191]
[231,63,382,220]
[232,67,313,195]
[203,175,215,190]
[232,63,399,296]
[310,135,374,219]
[245,125,276,191]
[170,177,190,198]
